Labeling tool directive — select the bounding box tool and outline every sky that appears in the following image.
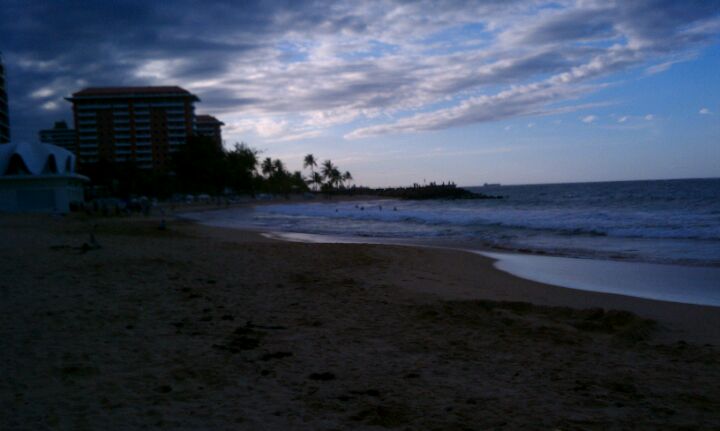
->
[1,0,719,186]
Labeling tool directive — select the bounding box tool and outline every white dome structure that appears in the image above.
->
[0,141,87,213]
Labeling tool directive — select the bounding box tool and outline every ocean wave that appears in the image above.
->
[184,179,720,266]
[259,203,720,241]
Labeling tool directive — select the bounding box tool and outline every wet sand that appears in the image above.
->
[1,213,719,429]
[481,251,720,306]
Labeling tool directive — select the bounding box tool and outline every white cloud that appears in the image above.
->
[645,62,674,75]
[699,107,712,115]
[134,59,187,81]
[225,116,323,143]
[30,87,55,99]
[618,116,628,123]
[41,100,60,111]
[255,118,289,138]
[340,1,717,139]
[644,53,697,75]
[270,130,323,142]
[345,79,599,139]
[644,114,654,120]
[582,115,597,124]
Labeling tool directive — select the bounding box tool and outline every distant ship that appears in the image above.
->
[483,183,501,187]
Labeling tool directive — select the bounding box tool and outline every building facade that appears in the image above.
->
[195,114,224,149]
[0,54,10,144]
[66,86,199,169]
[39,121,77,151]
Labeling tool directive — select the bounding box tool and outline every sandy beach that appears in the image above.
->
[1,211,719,430]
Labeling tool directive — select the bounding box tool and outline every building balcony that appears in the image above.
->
[148,102,185,108]
[78,104,112,109]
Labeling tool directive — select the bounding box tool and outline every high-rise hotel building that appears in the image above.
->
[0,53,10,144]
[195,114,225,149]
[66,86,199,169]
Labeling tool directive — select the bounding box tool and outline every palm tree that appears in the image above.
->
[272,159,286,175]
[261,157,274,177]
[303,154,318,191]
[342,171,353,188]
[321,159,335,182]
[330,167,342,189]
[311,171,323,191]
[303,154,317,173]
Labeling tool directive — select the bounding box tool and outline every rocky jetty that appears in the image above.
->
[371,183,503,200]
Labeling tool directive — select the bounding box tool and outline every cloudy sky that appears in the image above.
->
[1,0,719,186]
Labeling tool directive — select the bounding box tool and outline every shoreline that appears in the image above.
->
[182,205,720,306]
[176,197,720,269]
[3,212,720,428]
[183,220,720,345]
[262,230,720,306]
[282,234,720,345]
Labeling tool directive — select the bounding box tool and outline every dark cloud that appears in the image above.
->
[617,0,720,46]
[1,0,288,139]
[515,8,618,45]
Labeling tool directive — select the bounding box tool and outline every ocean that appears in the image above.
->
[186,178,720,268]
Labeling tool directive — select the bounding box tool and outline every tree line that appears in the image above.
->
[302,154,353,192]
[79,135,353,199]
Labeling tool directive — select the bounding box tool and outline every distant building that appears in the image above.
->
[39,121,77,152]
[65,86,199,169]
[195,114,224,149]
[0,54,9,144]
[0,141,87,213]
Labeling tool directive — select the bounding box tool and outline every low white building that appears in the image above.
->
[0,141,87,213]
